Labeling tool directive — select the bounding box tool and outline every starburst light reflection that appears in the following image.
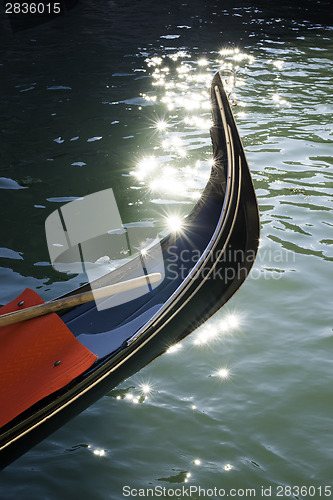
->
[193,325,219,346]
[216,367,230,380]
[165,214,184,233]
[130,156,159,182]
[140,383,153,395]
[93,449,106,457]
[155,119,169,131]
[219,310,245,335]
[132,48,256,230]
[166,343,183,354]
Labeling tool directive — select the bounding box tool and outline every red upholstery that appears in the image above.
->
[0,289,97,428]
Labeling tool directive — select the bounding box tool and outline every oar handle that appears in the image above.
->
[0,273,162,328]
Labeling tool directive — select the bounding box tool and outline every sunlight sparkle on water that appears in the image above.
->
[190,191,201,200]
[149,174,188,196]
[184,115,212,129]
[233,52,253,63]
[155,119,169,131]
[219,310,244,334]
[272,60,284,70]
[220,47,239,56]
[166,342,183,354]
[162,135,183,150]
[125,392,141,405]
[168,51,190,61]
[138,156,158,173]
[165,214,184,233]
[131,156,158,181]
[136,47,256,215]
[216,367,230,380]
[271,92,290,107]
[197,58,209,66]
[141,93,157,102]
[146,56,163,67]
[193,325,219,346]
[140,383,152,395]
[219,47,255,65]
[193,310,244,345]
[177,63,191,75]
[93,449,106,457]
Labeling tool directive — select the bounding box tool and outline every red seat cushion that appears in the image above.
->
[0,289,97,428]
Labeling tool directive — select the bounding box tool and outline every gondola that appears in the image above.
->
[0,72,259,470]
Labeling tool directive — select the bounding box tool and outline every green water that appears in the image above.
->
[0,1,332,498]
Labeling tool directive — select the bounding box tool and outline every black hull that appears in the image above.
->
[0,72,259,470]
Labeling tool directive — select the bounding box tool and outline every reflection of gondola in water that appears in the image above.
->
[0,72,260,470]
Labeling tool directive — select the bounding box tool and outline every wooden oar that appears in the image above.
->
[0,273,162,328]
